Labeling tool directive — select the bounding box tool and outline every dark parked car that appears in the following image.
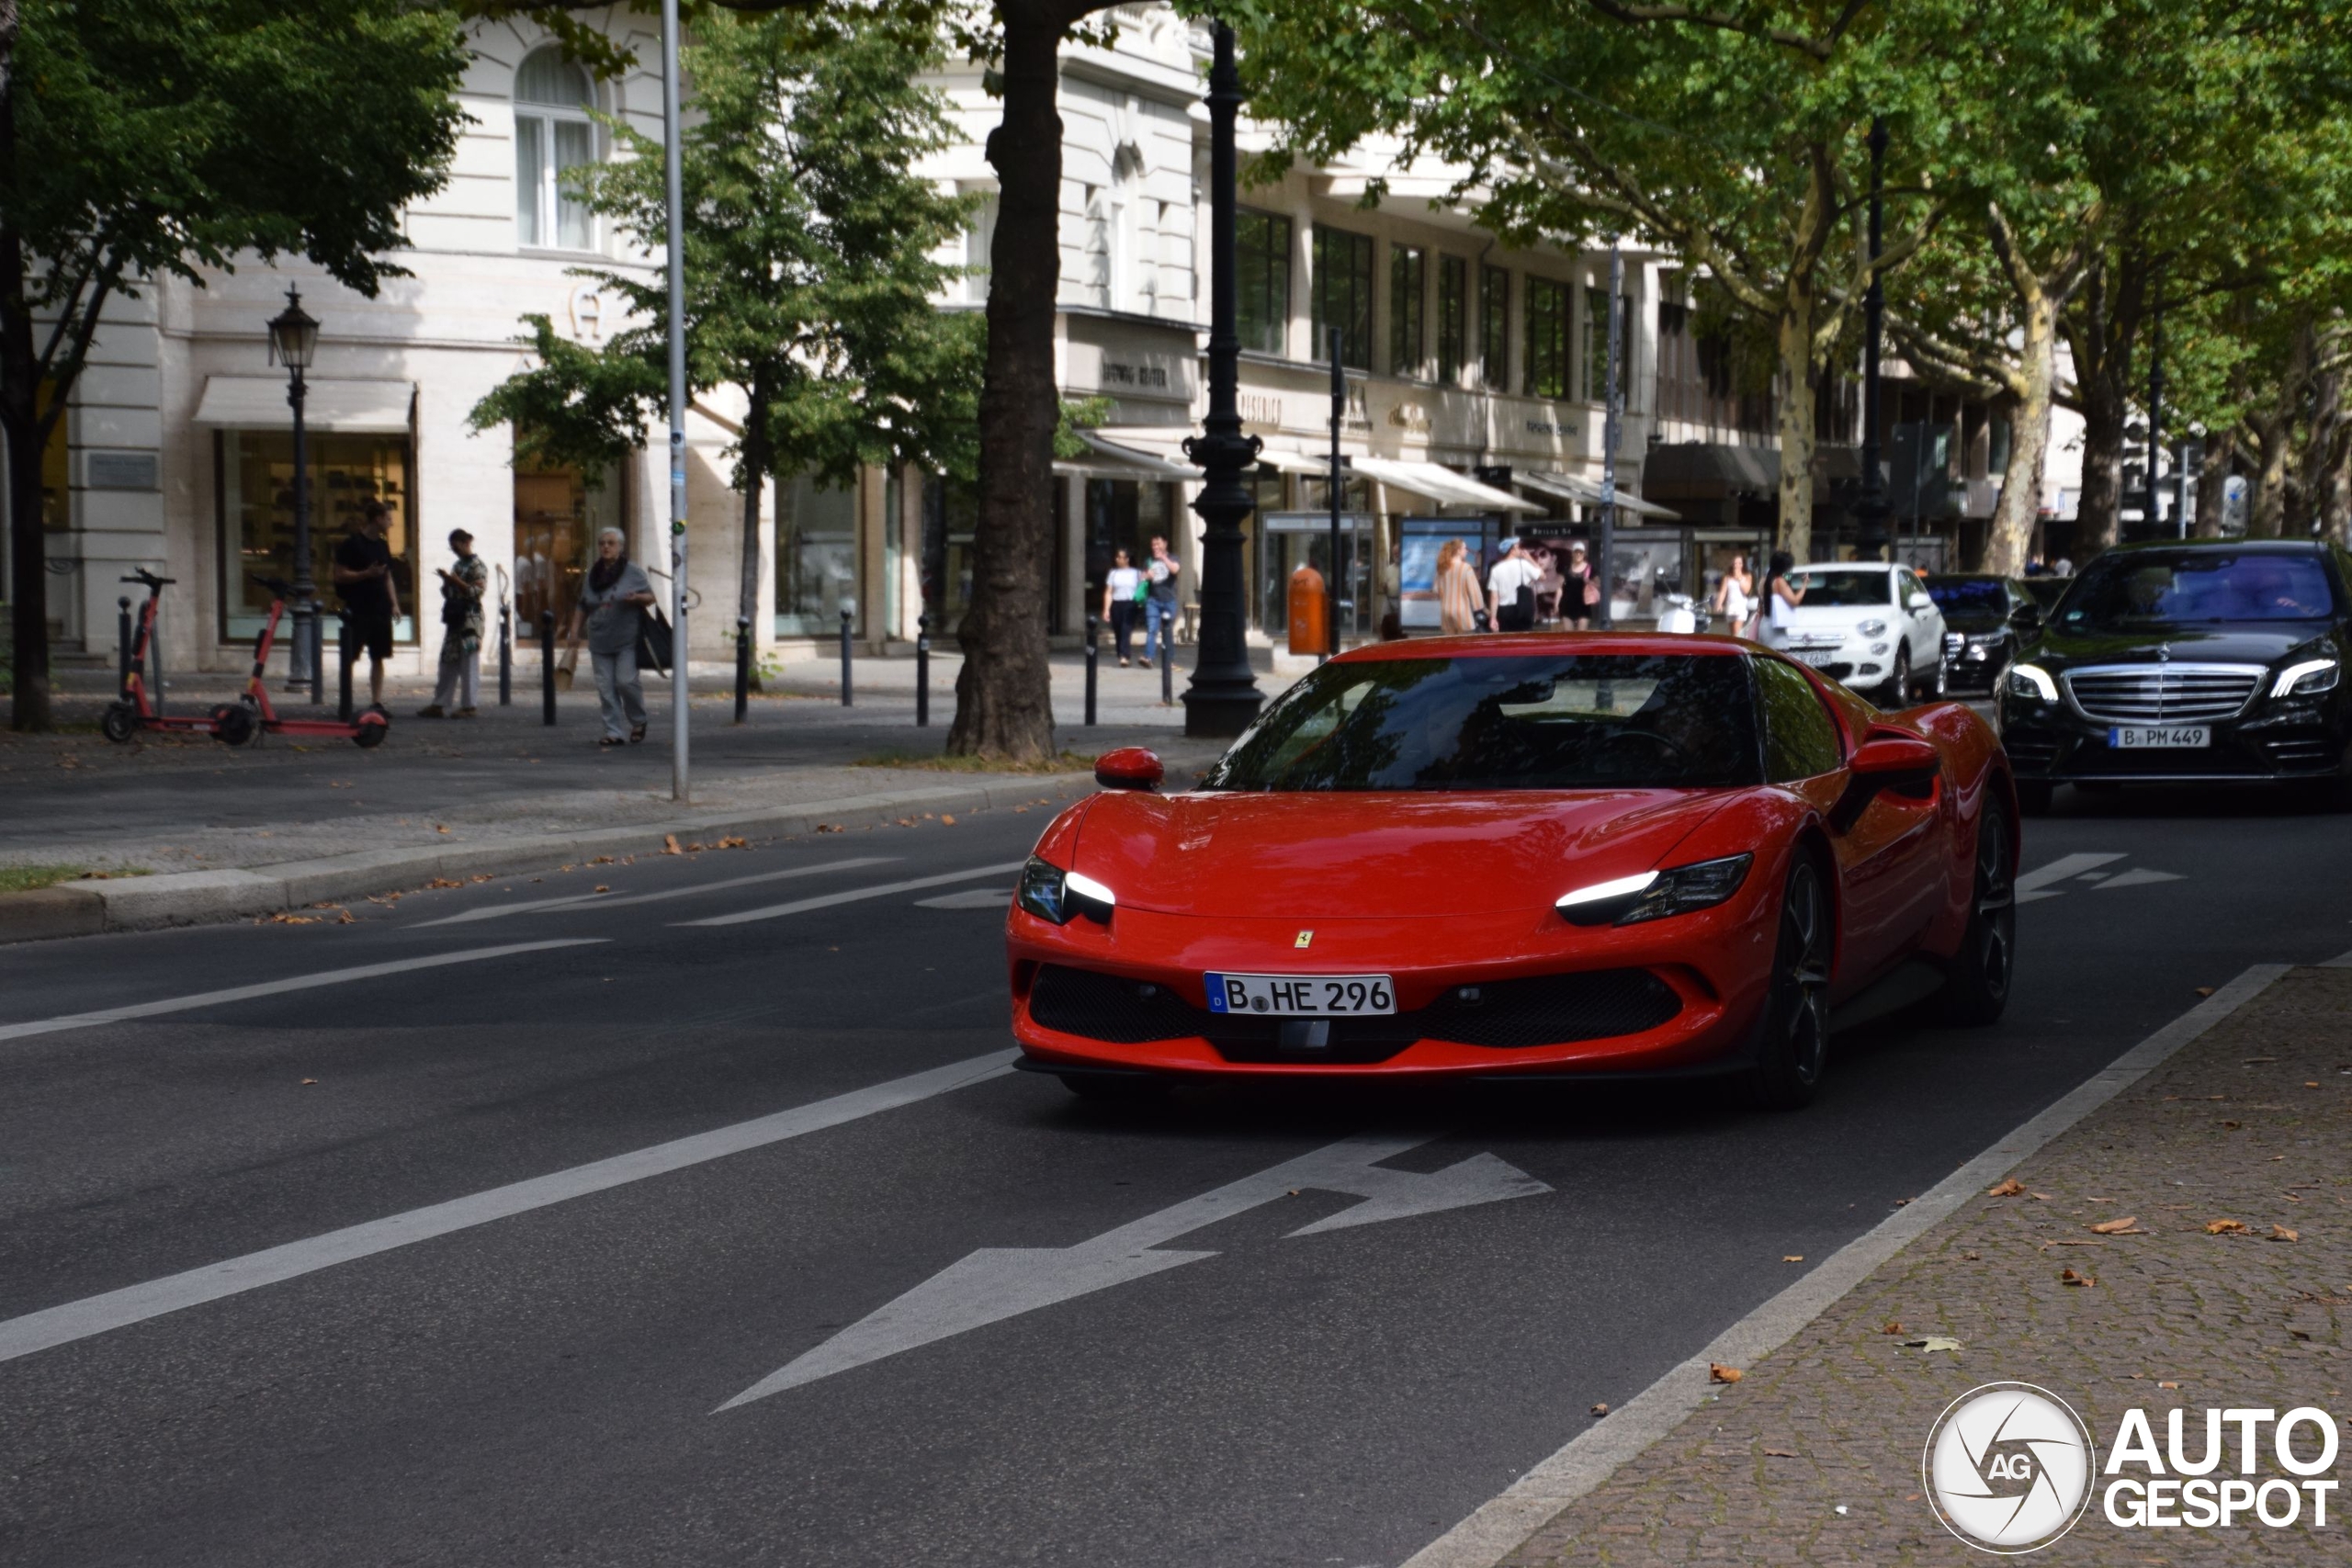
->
[1927,574,2043,693]
[2018,576,2072,615]
[1997,539,2352,811]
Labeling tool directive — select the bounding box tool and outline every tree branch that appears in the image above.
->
[1579,0,1836,60]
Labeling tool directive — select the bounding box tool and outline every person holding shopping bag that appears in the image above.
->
[564,527,656,747]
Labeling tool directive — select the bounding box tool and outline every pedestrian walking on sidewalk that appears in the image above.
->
[565,527,656,747]
[1436,537,1482,635]
[332,499,402,709]
[418,529,488,718]
[1102,548,1143,667]
[1142,535,1182,669]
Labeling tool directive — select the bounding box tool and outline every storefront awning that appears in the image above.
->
[1255,448,1543,512]
[1512,468,1682,521]
[192,376,415,434]
[1052,429,1198,480]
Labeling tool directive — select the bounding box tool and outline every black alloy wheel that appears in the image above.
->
[1940,798,2015,1025]
[1748,856,1833,1111]
[1880,646,1911,710]
[210,703,257,747]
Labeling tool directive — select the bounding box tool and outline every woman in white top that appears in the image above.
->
[1712,552,1755,638]
[1102,549,1144,666]
[1761,549,1806,648]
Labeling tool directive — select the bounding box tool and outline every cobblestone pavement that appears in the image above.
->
[1504,965,2352,1566]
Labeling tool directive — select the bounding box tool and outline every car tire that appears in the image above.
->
[1747,855,1833,1111]
[1878,647,1910,709]
[2015,780,2054,816]
[1939,797,2015,1026]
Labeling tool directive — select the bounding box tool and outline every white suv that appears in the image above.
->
[1770,563,1949,706]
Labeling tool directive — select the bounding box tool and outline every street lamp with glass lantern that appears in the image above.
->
[267,287,323,698]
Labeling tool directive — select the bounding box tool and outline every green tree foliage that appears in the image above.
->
[0,0,467,729]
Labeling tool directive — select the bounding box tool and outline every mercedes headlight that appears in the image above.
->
[2272,659,2340,699]
[1016,856,1116,924]
[1557,853,1754,927]
[2007,663,2058,702]
[1858,618,1888,637]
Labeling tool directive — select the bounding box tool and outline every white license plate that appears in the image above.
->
[1204,973,1396,1016]
[1792,649,1842,668]
[2108,725,2211,749]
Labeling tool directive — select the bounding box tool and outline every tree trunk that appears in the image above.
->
[945,6,1068,761]
[2300,358,2344,541]
[2075,378,2126,552]
[735,371,768,714]
[1983,296,2059,578]
[2193,430,2233,537]
[0,0,53,732]
[2060,252,2142,552]
[2249,414,2291,538]
[1772,293,1816,559]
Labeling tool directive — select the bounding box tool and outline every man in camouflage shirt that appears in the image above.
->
[419,528,490,717]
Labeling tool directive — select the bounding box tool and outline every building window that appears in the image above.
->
[514,48,596,251]
[1480,265,1510,389]
[1109,148,1148,313]
[1585,285,1616,402]
[1438,255,1467,383]
[1236,209,1291,355]
[1312,224,1374,370]
[220,430,413,641]
[923,475,977,633]
[776,472,859,637]
[39,380,68,531]
[1389,243,1426,378]
[963,191,998,305]
[1525,277,1570,400]
[1656,297,1696,423]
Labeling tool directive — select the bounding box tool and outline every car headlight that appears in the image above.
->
[1967,633,2005,649]
[1858,618,1888,637]
[1016,856,1115,925]
[2272,659,2340,698]
[1556,853,1753,927]
[2007,663,2058,702]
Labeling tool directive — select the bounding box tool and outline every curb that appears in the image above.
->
[0,773,1100,944]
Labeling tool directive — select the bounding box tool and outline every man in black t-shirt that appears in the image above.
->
[333,500,401,707]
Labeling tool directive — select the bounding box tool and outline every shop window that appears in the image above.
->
[1480,265,1510,389]
[221,431,414,641]
[514,47,596,251]
[1437,255,1467,383]
[39,380,68,531]
[922,475,977,634]
[1312,225,1374,370]
[1585,285,1616,402]
[513,458,624,639]
[1236,209,1291,355]
[777,473,859,637]
[1525,278,1570,400]
[1389,243,1426,378]
[963,191,998,304]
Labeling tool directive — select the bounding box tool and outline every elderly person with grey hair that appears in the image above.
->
[564,527,656,746]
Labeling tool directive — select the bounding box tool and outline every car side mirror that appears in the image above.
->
[1907,592,1933,612]
[1831,728,1940,831]
[2011,604,2042,630]
[1094,747,1164,792]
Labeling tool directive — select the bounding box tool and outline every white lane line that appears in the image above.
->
[412,856,901,926]
[1395,963,2289,1568]
[0,941,609,1045]
[913,888,1012,910]
[675,862,1028,928]
[0,1049,1017,1367]
[2014,851,2126,904]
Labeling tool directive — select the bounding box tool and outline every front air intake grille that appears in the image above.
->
[2063,664,2263,723]
[1028,964,1682,1061]
[2263,735,2337,771]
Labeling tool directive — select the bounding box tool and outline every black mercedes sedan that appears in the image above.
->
[1997,539,2352,811]
[1927,573,2043,693]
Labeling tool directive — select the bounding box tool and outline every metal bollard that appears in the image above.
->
[839,608,854,707]
[309,611,324,707]
[915,615,930,728]
[497,602,512,706]
[540,609,557,726]
[734,615,751,725]
[1160,640,1173,706]
[1084,614,1100,727]
[117,597,133,700]
[337,614,356,723]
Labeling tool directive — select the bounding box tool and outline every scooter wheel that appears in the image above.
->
[211,703,258,748]
[353,715,390,750]
[100,702,138,744]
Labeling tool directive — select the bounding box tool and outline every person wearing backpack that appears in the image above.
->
[1487,535,1542,632]
[1102,548,1145,667]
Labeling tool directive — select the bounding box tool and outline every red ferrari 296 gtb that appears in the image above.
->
[1005,634,2017,1109]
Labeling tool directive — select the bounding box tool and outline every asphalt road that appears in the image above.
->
[4,783,2349,1568]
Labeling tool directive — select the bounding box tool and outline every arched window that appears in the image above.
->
[514,48,595,250]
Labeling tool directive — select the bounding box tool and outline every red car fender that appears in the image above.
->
[1634,784,1832,1014]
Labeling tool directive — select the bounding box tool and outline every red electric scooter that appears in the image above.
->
[211,576,390,748]
[101,569,245,744]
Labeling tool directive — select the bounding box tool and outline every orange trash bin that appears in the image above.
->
[1287,563,1328,655]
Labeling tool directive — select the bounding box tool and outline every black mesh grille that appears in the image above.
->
[1029,963,1681,1062]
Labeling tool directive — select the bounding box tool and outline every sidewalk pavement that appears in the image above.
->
[1,650,1265,940]
[1480,964,2352,1567]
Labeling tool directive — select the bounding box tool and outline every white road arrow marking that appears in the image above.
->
[2094,867,2183,891]
[716,1134,1550,1410]
[2015,852,2126,904]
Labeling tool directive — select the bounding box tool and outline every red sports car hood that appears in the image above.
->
[1070,789,1737,919]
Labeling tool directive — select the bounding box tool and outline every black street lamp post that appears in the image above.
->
[2146,268,2165,535]
[1181,20,1265,738]
[267,287,322,699]
[1851,117,1892,564]
[1328,326,1343,660]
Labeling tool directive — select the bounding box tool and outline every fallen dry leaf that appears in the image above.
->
[300,1077,317,1086]
[2206,1219,2249,1235]
[1962,1251,1981,1261]
[2061,1268,2096,1287]
[1905,1337,1964,1353]
[1881,1321,1904,1336]
[941,814,957,826]
[589,856,613,865]
[1988,1179,2025,1197]
[2089,1216,2142,1235]
[2159,1380,2182,1390]
[2222,1120,2244,1130]
[2245,1056,2278,1064]
[470,874,492,883]
[435,825,449,834]
[593,885,609,894]
[1763,1448,1799,1458]
[663,835,683,855]
[1589,1403,1610,1417]
[816,823,843,833]
[1709,1363,1743,1384]
[2271,1225,2301,1243]
[2195,986,2216,997]
[1783,1255,1805,1263]
[718,836,748,849]
[425,877,462,889]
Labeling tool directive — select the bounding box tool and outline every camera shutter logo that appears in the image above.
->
[1923,1382,2097,1553]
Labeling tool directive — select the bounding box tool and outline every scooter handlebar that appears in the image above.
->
[120,569,175,588]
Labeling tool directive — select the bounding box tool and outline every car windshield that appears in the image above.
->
[2057,551,2336,629]
[1785,570,1892,607]
[1928,579,2008,615]
[1198,655,1763,793]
